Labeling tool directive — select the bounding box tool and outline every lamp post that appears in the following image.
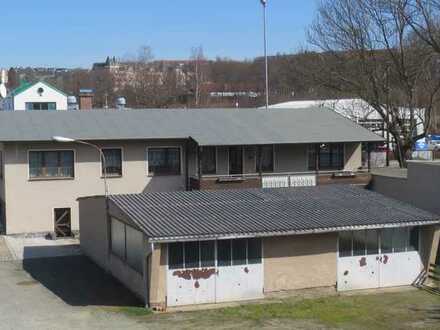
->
[261,0,269,110]
[52,136,109,196]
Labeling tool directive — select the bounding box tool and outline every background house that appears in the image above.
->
[1,81,68,111]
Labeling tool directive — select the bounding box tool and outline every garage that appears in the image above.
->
[167,238,263,306]
[337,227,423,291]
[78,185,440,310]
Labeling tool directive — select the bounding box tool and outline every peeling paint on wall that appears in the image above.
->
[172,268,216,281]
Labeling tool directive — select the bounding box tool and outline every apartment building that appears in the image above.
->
[0,107,383,236]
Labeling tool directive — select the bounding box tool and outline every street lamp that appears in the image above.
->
[260,0,269,110]
[52,136,109,197]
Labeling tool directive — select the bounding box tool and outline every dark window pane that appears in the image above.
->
[217,240,231,266]
[381,229,393,254]
[248,238,262,264]
[232,239,247,265]
[200,241,215,267]
[393,227,407,253]
[201,147,216,175]
[29,150,74,178]
[366,230,379,255]
[261,146,274,172]
[353,231,366,256]
[319,143,344,171]
[339,231,352,257]
[308,145,317,171]
[229,147,243,175]
[148,148,181,175]
[103,149,122,176]
[168,242,184,270]
[408,227,419,252]
[184,241,200,268]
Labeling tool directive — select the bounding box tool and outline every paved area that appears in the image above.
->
[0,256,146,330]
[0,236,13,262]
[4,236,82,260]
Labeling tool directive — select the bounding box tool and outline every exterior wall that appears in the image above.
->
[371,161,440,215]
[4,140,187,235]
[12,82,68,111]
[263,233,338,292]
[149,244,167,310]
[344,143,362,171]
[0,142,5,231]
[420,225,440,269]
[79,197,148,303]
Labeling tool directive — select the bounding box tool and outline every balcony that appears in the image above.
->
[189,170,372,191]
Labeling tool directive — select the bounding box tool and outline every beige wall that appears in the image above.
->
[149,243,167,309]
[344,143,362,171]
[4,140,187,235]
[420,225,440,269]
[263,233,337,292]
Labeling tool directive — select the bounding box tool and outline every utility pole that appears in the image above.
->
[261,0,269,110]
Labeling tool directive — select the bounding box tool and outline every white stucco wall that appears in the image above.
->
[3,140,187,235]
[11,82,68,111]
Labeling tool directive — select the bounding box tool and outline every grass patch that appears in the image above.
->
[110,306,153,318]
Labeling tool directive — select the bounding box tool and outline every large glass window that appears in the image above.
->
[111,219,126,260]
[232,239,247,266]
[353,231,366,256]
[102,148,122,177]
[201,147,216,175]
[148,148,181,176]
[229,147,243,175]
[248,238,262,264]
[366,230,379,255]
[308,143,344,171]
[381,228,393,254]
[29,150,74,179]
[338,231,353,257]
[25,102,56,110]
[200,241,215,267]
[260,146,274,173]
[184,241,200,268]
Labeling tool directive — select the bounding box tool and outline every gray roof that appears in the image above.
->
[108,185,439,242]
[0,108,383,146]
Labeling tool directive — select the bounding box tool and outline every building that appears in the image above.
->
[78,185,440,309]
[268,98,425,139]
[0,107,382,236]
[1,81,68,111]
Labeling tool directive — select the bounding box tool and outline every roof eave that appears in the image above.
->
[147,219,440,243]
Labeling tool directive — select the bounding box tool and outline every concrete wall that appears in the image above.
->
[263,233,337,292]
[344,143,362,171]
[4,140,187,235]
[371,161,440,215]
[11,82,68,111]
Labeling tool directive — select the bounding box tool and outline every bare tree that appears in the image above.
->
[190,46,207,107]
[308,0,440,166]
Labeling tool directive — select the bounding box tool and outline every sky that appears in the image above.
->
[0,0,317,68]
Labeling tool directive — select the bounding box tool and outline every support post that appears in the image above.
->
[367,143,372,172]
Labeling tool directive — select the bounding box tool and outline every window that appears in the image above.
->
[25,102,56,110]
[148,147,181,175]
[29,150,74,179]
[102,148,122,177]
[229,146,243,175]
[217,240,232,267]
[339,227,420,258]
[232,239,247,266]
[185,241,200,268]
[201,147,216,175]
[248,238,262,264]
[169,242,184,270]
[308,143,344,171]
[200,241,215,267]
[260,146,274,173]
[338,231,352,257]
[0,151,3,179]
[111,218,145,273]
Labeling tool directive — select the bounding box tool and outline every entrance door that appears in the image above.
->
[378,228,423,287]
[337,227,423,291]
[337,230,380,291]
[54,208,72,237]
[215,239,264,303]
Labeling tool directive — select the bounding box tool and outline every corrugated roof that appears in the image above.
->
[108,185,440,242]
[0,107,383,145]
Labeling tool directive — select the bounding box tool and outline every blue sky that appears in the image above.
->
[1,0,317,68]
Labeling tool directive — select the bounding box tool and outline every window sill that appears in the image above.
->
[101,175,123,179]
[147,173,182,177]
[29,177,75,182]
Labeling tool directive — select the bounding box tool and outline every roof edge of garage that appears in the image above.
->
[147,220,440,243]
